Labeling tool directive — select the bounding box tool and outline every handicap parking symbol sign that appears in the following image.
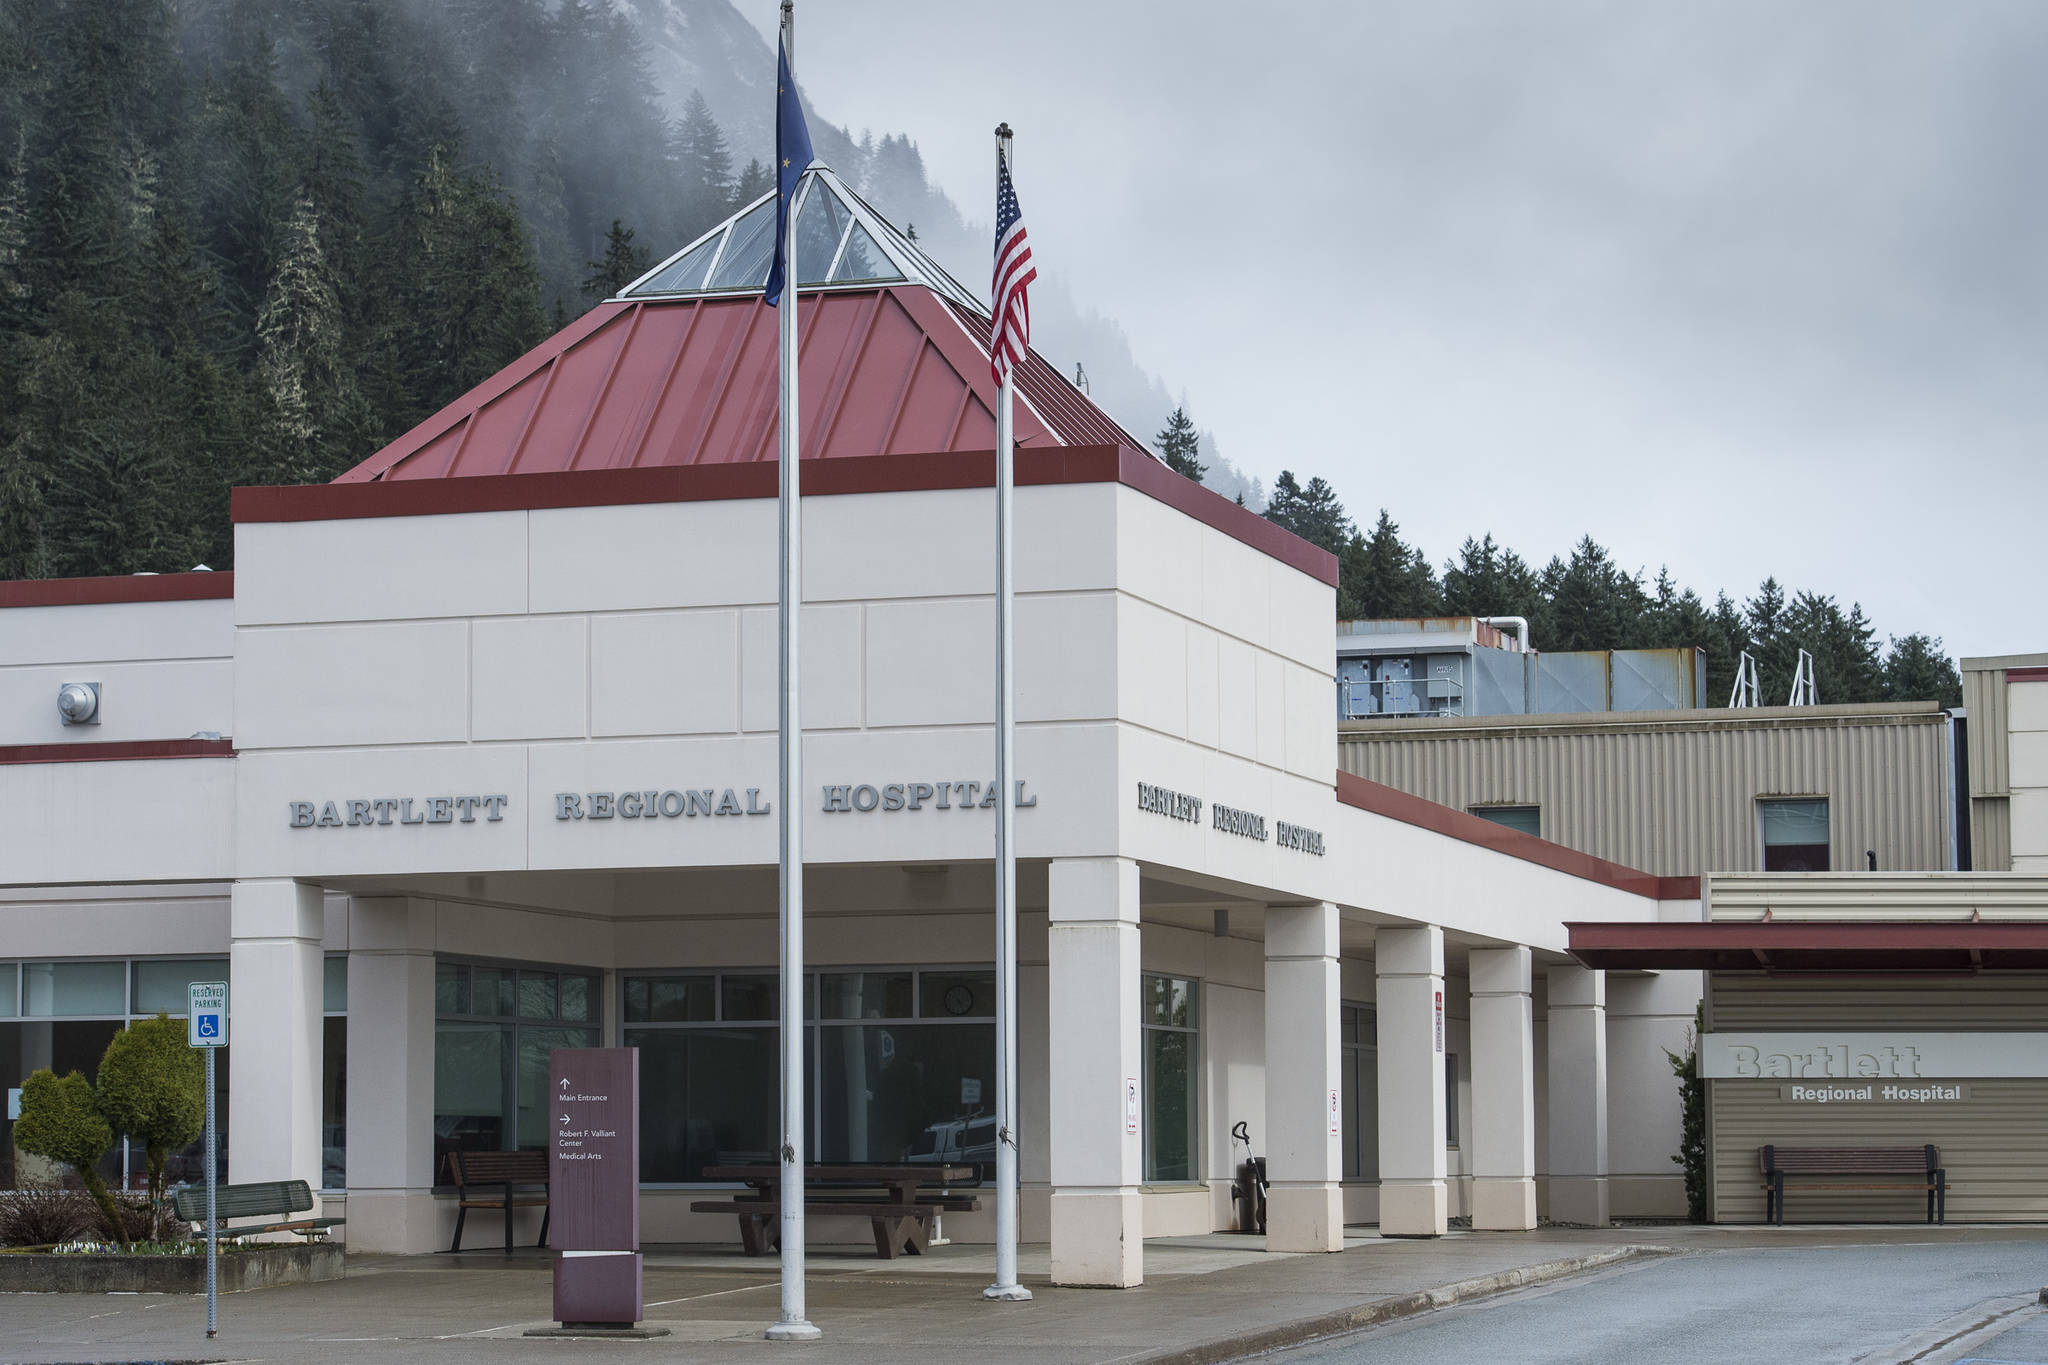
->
[187,983,228,1047]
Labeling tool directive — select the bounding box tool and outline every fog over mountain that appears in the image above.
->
[617,0,1264,507]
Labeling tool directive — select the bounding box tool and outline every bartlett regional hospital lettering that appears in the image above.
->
[290,781,1043,827]
[1134,783,1326,856]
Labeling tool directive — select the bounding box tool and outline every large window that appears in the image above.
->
[0,958,234,1189]
[1141,974,1199,1183]
[1340,1003,1377,1180]
[1760,797,1830,871]
[623,967,997,1184]
[433,961,600,1178]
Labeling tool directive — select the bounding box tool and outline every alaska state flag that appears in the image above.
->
[765,33,813,306]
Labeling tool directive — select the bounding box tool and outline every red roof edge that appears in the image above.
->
[1336,771,1698,900]
[1113,449,1338,587]
[0,572,235,609]
[1566,918,2048,971]
[234,446,1341,588]
[0,738,236,765]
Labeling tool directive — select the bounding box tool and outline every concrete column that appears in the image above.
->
[229,879,325,1191]
[1468,946,1536,1230]
[1047,857,1143,1287]
[1263,902,1343,1252]
[1546,964,1609,1227]
[1375,924,1446,1236]
[343,896,440,1253]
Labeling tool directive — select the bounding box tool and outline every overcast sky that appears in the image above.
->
[767,1,2045,662]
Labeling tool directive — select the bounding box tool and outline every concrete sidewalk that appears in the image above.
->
[5,1225,2046,1364]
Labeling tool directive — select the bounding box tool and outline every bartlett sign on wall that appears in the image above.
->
[287,782,1040,828]
[1702,1033,2048,1079]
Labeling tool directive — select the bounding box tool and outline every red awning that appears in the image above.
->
[1565,920,2048,972]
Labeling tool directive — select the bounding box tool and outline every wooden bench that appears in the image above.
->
[1759,1144,1946,1226]
[172,1179,344,1242]
[692,1163,981,1260]
[447,1149,551,1253]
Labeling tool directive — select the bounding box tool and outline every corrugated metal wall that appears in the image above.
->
[1963,663,2012,870]
[1705,872,2048,920]
[1708,973,2048,1223]
[1339,704,1950,876]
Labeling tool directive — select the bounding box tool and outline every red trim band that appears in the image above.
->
[0,572,234,609]
[1336,771,1698,901]
[2007,667,2048,683]
[231,449,1342,588]
[0,738,235,765]
[1567,918,2048,971]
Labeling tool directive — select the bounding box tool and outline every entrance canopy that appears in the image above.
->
[1567,919,2048,972]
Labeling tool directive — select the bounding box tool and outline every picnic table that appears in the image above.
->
[691,1163,981,1259]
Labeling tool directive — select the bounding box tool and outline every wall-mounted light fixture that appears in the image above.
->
[57,682,100,726]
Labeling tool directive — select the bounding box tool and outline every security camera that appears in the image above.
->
[57,682,99,726]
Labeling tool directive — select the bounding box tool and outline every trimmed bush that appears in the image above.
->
[97,1013,204,1236]
[12,1071,123,1246]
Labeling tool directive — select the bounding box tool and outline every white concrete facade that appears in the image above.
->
[0,475,1699,1282]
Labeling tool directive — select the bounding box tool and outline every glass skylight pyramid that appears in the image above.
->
[618,165,983,314]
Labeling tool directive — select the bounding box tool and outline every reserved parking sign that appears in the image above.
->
[188,981,228,1048]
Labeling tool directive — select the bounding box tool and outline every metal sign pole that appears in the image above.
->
[204,1043,217,1339]
[188,978,226,1341]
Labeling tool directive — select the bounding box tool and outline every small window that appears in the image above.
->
[323,956,348,1013]
[1470,805,1540,838]
[1760,798,1830,871]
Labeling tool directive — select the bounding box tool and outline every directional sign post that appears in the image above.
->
[187,981,227,1339]
[535,1048,648,1335]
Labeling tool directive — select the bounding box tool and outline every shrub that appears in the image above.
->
[11,1071,124,1246]
[0,1187,98,1248]
[1663,1001,1708,1222]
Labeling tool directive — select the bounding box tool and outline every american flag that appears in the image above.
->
[990,148,1037,390]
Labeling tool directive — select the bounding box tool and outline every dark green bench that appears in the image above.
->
[172,1178,344,1241]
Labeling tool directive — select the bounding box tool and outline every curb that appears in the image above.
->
[1124,1244,1678,1365]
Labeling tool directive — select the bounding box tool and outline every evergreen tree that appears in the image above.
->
[582,218,650,301]
[389,144,546,426]
[1541,537,1647,652]
[255,192,370,485]
[1882,634,1963,706]
[1263,471,1351,556]
[1783,591,1882,704]
[1154,405,1205,482]
[1340,510,1442,620]
[1702,592,1751,707]
[674,90,735,234]
[1743,577,1796,703]
[735,157,773,204]
[1442,534,1544,627]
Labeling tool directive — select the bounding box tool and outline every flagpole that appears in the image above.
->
[985,122,1032,1305]
[767,0,819,1343]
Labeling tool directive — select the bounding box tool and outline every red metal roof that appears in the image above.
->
[1566,920,2048,972]
[337,286,1147,483]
